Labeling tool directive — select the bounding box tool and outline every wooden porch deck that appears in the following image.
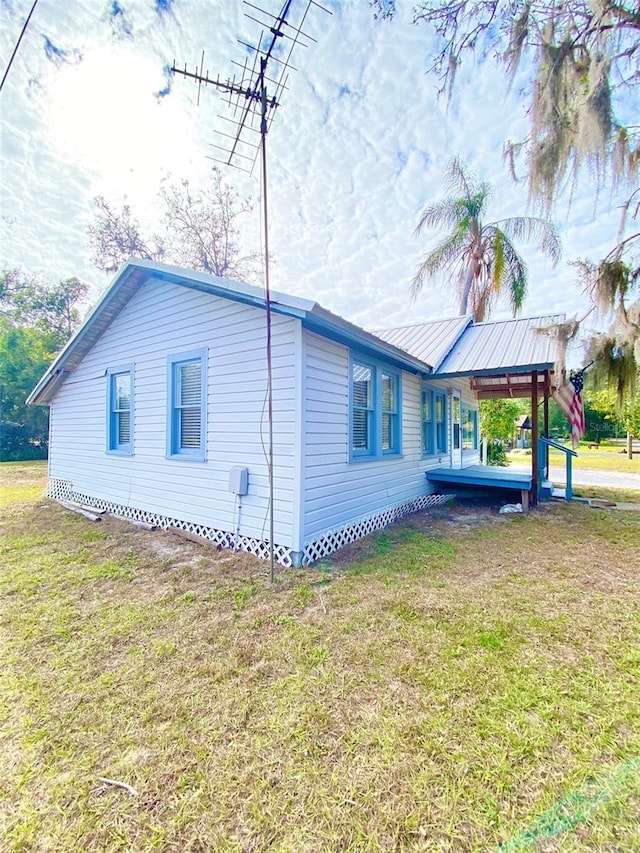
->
[426,465,533,510]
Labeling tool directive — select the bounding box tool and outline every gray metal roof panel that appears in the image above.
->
[371,315,472,370]
[433,314,564,377]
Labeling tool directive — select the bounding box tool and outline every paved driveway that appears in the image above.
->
[509,464,639,490]
[547,466,640,489]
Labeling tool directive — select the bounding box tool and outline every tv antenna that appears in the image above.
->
[172,0,331,581]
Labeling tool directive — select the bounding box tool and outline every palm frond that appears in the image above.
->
[414,197,470,236]
[411,231,467,297]
[471,279,495,323]
[485,225,528,314]
[492,228,505,295]
[445,158,491,206]
[495,215,561,264]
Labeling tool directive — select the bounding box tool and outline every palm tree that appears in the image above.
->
[412,159,561,321]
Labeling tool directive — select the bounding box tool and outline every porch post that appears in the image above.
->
[543,371,549,438]
[543,370,550,475]
[531,370,539,507]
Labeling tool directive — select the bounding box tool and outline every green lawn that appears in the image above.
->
[1,462,640,851]
[508,446,640,475]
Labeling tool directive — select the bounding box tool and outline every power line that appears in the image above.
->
[0,0,39,94]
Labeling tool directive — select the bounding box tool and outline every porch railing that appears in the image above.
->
[538,437,578,501]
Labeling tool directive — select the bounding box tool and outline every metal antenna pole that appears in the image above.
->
[0,0,39,94]
[172,1,330,580]
[259,58,276,583]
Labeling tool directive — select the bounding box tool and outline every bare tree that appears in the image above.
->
[88,168,261,282]
[88,198,163,274]
[159,171,260,280]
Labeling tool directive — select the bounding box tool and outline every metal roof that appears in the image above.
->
[28,259,433,405]
[432,314,564,378]
[371,315,472,370]
[28,259,565,407]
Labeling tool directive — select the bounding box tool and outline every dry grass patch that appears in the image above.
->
[1,463,639,851]
[572,484,640,504]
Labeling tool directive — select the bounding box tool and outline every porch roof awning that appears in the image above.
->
[430,314,563,397]
[467,371,552,399]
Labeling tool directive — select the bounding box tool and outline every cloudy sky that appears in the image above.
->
[0,0,632,337]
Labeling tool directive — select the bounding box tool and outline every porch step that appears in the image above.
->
[539,479,554,500]
[549,487,589,504]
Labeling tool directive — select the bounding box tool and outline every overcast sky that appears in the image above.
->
[0,0,632,340]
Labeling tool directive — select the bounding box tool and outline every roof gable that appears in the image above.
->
[28,259,433,405]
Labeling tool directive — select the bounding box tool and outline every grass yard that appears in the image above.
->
[572,485,640,504]
[1,461,640,852]
[508,447,640,475]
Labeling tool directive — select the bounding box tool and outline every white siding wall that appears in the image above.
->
[48,281,299,546]
[302,331,478,542]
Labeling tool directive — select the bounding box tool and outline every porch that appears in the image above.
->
[426,465,533,511]
[427,314,566,508]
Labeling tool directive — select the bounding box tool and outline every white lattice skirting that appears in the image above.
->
[46,479,449,568]
[300,493,450,564]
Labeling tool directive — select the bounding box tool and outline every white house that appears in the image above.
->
[28,259,558,566]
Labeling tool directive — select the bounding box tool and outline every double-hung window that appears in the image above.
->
[352,362,374,454]
[167,349,207,461]
[106,365,134,455]
[462,407,479,450]
[434,391,447,454]
[350,355,401,460]
[381,371,399,452]
[421,389,434,455]
[452,394,461,451]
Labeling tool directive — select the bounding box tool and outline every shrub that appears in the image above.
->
[486,439,508,466]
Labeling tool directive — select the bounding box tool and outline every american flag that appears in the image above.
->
[554,369,586,449]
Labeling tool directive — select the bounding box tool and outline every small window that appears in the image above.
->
[167,349,207,461]
[381,371,399,453]
[352,362,374,454]
[463,408,478,450]
[106,365,134,455]
[421,389,434,455]
[452,395,461,450]
[350,355,401,460]
[435,392,447,454]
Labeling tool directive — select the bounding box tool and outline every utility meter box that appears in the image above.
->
[229,466,249,496]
